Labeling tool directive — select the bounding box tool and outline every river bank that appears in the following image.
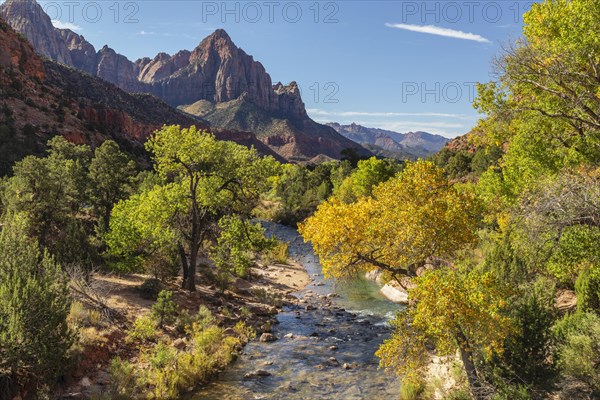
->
[192,222,402,399]
[61,248,312,398]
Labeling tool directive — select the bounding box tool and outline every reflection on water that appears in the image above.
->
[191,223,401,400]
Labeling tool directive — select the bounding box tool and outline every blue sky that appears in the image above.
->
[36,0,531,138]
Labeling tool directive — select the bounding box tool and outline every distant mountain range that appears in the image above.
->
[326,123,449,160]
[0,17,286,175]
[0,0,370,162]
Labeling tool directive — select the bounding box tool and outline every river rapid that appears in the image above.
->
[192,223,402,400]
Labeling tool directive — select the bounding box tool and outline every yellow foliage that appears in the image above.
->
[299,160,480,280]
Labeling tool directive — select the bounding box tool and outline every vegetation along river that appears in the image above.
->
[193,222,402,399]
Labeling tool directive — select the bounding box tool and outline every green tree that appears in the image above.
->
[107,126,279,291]
[212,215,275,278]
[0,218,74,394]
[88,140,136,233]
[333,157,400,203]
[152,290,177,328]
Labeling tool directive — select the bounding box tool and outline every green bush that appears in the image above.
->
[108,357,137,399]
[399,378,425,400]
[553,312,600,391]
[138,278,162,300]
[263,240,289,265]
[112,308,242,398]
[493,278,557,385]
[445,389,472,400]
[0,220,74,393]
[151,290,177,328]
[127,315,157,343]
[575,263,600,312]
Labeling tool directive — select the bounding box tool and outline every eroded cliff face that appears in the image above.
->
[0,0,72,64]
[1,0,370,161]
[0,18,283,167]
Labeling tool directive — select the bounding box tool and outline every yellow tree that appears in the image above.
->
[300,161,512,398]
[376,269,513,399]
[299,160,480,283]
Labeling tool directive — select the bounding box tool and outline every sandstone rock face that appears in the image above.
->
[0,16,297,172]
[58,29,97,74]
[0,0,72,65]
[0,18,44,80]
[95,45,140,92]
[1,0,370,161]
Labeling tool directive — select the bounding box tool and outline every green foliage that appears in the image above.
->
[0,219,74,392]
[151,290,178,328]
[0,136,138,266]
[445,389,472,400]
[575,263,600,312]
[491,384,530,400]
[88,140,136,233]
[262,240,289,265]
[333,157,401,203]
[432,145,502,181]
[480,230,530,284]
[127,315,157,343]
[399,378,425,400]
[111,308,242,398]
[552,312,600,391]
[108,126,279,290]
[108,357,137,399]
[491,278,557,385]
[212,216,275,278]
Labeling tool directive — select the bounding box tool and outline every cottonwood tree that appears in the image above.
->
[300,160,480,283]
[300,161,512,398]
[107,126,279,291]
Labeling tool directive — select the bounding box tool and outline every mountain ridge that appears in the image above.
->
[326,122,449,159]
[0,0,368,161]
[0,18,284,175]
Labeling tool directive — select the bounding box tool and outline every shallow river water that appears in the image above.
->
[192,223,402,400]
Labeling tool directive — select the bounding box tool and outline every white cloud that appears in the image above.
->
[51,20,82,32]
[385,23,490,43]
[307,108,476,120]
[138,30,157,36]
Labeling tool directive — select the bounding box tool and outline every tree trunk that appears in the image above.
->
[185,243,197,291]
[456,328,484,400]
[179,244,189,289]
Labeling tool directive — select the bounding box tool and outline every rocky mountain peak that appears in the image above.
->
[1,4,369,161]
[0,0,72,64]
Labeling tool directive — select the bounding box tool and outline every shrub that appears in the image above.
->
[399,378,425,400]
[151,290,177,328]
[233,321,256,343]
[445,389,472,400]
[492,278,557,384]
[553,312,600,391]
[138,278,162,300]
[575,262,600,312]
[263,240,289,265]
[108,357,137,399]
[127,315,157,343]
[115,307,242,398]
[68,301,102,329]
[0,220,74,393]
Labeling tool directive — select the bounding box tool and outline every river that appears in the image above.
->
[192,223,402,399]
